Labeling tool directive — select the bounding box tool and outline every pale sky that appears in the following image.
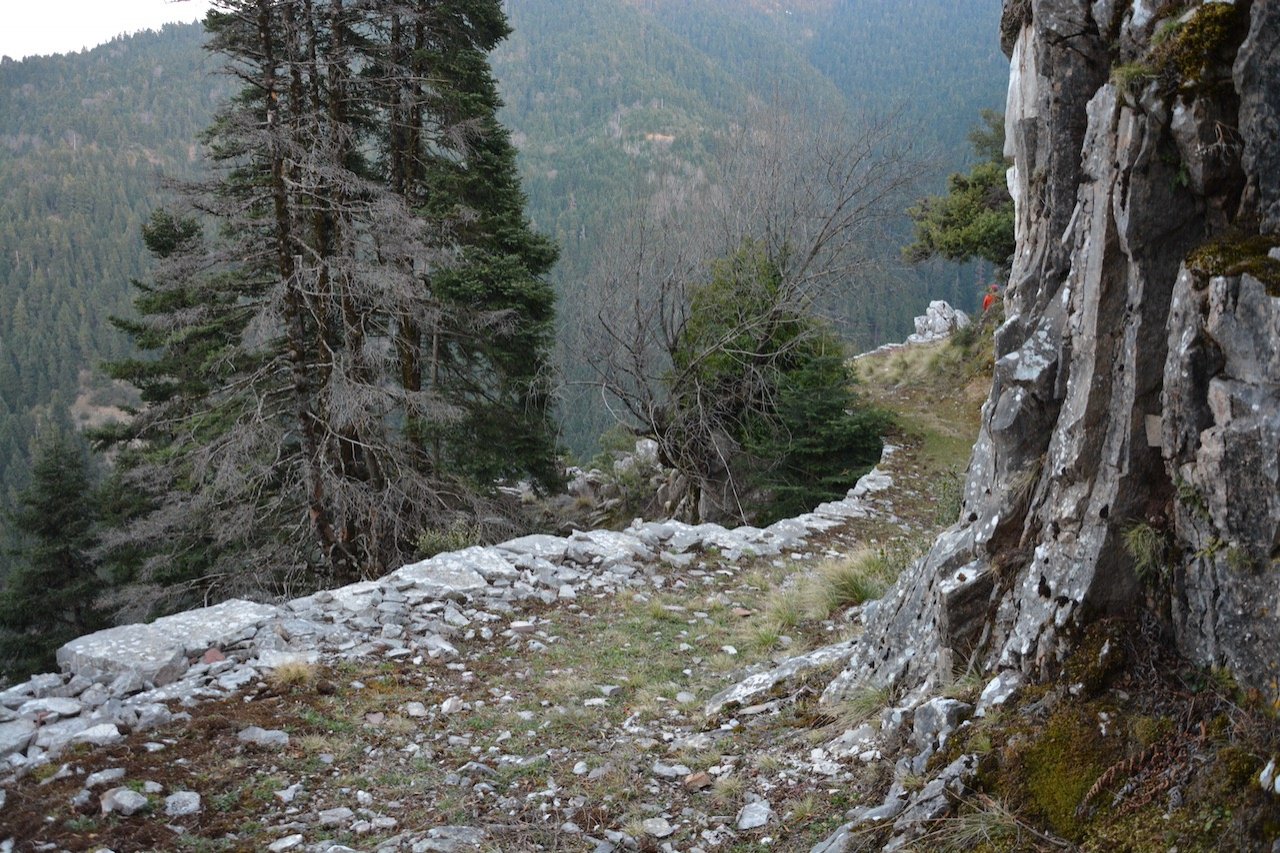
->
[1,0,214,61]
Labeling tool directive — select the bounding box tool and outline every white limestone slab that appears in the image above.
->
[386,555,489,599]
[449,546,519,582]
[56,599,280,686]
[498,534,570,562]
[565,530,652,566]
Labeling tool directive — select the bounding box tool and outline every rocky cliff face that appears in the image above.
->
[824,0,1280,704]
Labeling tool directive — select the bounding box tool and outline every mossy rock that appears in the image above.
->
[1129,714,1174,749]
[1016,706,1124,839]
[1149,3,1251,92]
[1062,619,1128,698]
[1187,232,1280,295]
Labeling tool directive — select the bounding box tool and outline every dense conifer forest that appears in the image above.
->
[0,0,1006,591]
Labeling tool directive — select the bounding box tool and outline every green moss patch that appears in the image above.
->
[1019,707,1124,838]
[1062,620,1128,698]
[1151,3,1251,91]
[948,621,1280,850]
[1113,3,1251,102]
[1187,232,1280,295]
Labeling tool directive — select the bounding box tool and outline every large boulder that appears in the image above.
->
[56,599,280,686]
[905,300,970,344]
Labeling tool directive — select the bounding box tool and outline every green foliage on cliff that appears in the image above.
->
[905,110,1016,270]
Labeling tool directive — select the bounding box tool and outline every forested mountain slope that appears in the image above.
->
[0,0,1006,574]
[0,25,222,500]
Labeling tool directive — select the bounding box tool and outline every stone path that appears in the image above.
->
[1,453,954,852]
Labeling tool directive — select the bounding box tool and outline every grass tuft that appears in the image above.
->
[831,684,895,731]
[711,774,745,808]
[1123,522,1170,586]
[808,549,897,618]
[268,660,317,691]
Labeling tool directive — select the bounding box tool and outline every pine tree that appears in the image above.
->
[98,0,559,608]
[905,109,1015,270]
[744,350,890,523]
[373,1,560,487]
[664,241,889,524]
[0,432,106,681]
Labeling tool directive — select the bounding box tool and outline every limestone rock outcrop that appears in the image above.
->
[905,300,970,345]
[824,0,1280,705]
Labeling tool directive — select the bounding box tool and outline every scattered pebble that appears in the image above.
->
[164,791,202,817]
[100,787,149,817]
[737,799,772,830]
[268,834,304,852]
[642,817,675,838]
[237,726,290,748]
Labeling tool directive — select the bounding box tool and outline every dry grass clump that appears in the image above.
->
[912,794,1043,851]
[764,589,803,630]
[829,683,896,732]
[268,660,318,691]
[711,774,746,808]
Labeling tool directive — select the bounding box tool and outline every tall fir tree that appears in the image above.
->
[373,1,560,487]
[0,432,106,681]
[98,0,559,610]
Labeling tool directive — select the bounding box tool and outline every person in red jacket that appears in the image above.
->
[982,284,1000,313]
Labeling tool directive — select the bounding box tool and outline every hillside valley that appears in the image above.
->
[3,0,1279,849]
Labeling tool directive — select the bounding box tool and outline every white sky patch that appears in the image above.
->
[1,0,213,61]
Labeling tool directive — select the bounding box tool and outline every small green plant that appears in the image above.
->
[1195,536,1225,560]
[1174,474,1212,521]
[64,816,99,833]
[1111,61,1154,99]
[1123,522,1171,586]
[1225,546,1258,574]
[298,707,355,734]
[29,763,63,783]
[901,772,927,793]
[1150,16,1185,48]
